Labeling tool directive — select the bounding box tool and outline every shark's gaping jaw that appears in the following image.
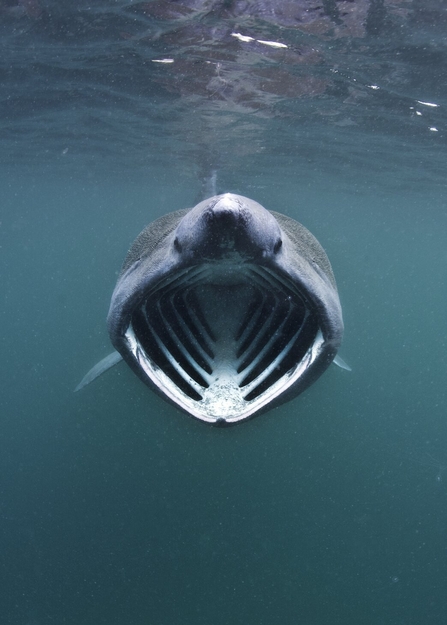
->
[123,259,325,425]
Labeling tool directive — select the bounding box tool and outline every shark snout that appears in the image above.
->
[203,195,245,250]
[174,193,282,261]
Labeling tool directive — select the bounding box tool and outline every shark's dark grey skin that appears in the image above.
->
[91,193,343,425]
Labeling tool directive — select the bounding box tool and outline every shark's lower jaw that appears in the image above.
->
[124,263,324,424]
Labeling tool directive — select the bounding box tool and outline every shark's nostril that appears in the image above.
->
[273,238,282,254]
[174,237,182,253]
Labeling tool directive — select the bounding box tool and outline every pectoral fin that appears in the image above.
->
[333,354,352,372]
[74,351,123,392]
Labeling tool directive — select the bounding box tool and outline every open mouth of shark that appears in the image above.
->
[124,262,325,424]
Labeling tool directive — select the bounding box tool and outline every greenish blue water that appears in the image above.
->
[1,2,447,624]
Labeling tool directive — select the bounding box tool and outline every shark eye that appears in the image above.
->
[174,237,182,253]
[273,238,282,254]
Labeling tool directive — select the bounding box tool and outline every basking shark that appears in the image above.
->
[76,193,348,425]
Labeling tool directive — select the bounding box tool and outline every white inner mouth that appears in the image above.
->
[125,263,323,423]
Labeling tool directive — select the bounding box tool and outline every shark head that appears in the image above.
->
[106,193,344,425]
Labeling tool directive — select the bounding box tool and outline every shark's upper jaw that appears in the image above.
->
[123,261,324,424]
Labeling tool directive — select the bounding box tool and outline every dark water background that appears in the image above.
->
[1,2,447,624]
